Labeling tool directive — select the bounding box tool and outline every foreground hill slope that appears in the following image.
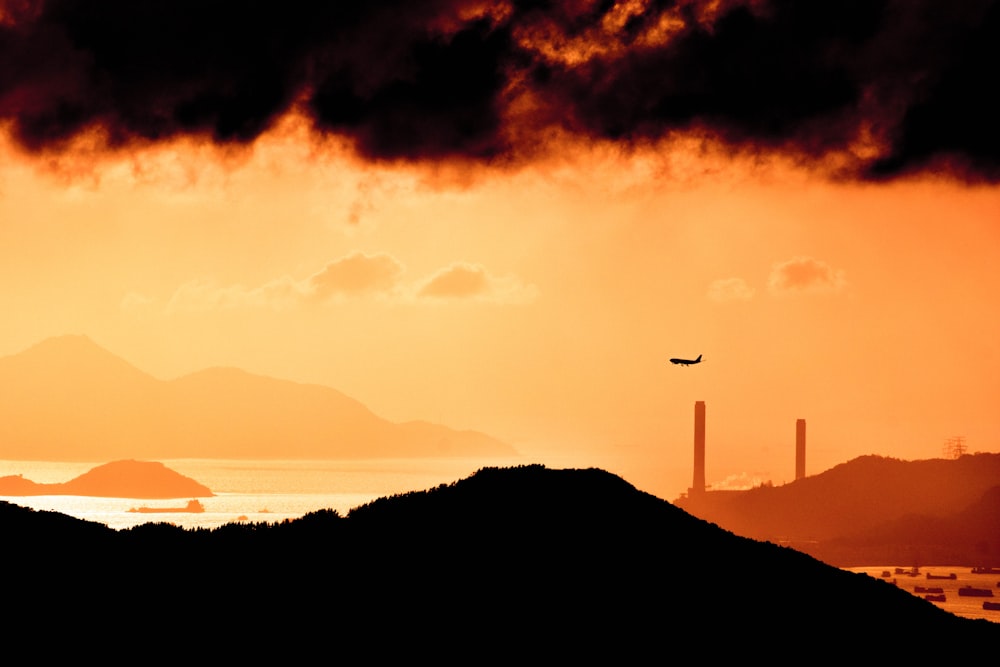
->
[3,465,995,661]
[0,335,514,459]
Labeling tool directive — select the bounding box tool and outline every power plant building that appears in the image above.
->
[682,405,807,499]
[692,401,706,495]
[795,418,806,480]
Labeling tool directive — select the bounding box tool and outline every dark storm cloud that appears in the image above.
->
[2,0,999,181]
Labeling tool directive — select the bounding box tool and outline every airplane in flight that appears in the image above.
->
[669,354,702,366]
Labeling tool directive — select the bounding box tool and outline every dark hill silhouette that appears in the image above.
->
[2,466,996,662]
[0,460,213,498]
[0,335,515,460]
[675,454,1000,566]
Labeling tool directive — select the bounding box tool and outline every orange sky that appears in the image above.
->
[2,127,997,501]
[2,1,999,501]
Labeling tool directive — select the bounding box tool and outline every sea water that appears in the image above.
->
[846,566,1000,624]
[0,457,524,530]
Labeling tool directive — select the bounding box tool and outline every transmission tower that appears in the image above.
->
[942,436,967,459]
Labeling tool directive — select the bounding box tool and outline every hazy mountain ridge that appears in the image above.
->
[3,465,995,661]
[820,483,1000,566]
[676,453,1000,566]
[0,335,516,460]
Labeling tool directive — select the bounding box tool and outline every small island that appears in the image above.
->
[0,460,213,499]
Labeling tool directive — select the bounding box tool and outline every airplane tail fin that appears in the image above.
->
[695,354,702,362]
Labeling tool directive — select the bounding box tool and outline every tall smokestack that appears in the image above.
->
[795,418,806,480]
[693,401,706,494]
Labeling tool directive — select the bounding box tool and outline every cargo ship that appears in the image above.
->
[129,499,205,513]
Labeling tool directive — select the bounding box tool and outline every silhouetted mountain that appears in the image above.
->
[0,335,515,460]
[0,460,213,498]
[675,454,1000,566]
[2,466,996,661]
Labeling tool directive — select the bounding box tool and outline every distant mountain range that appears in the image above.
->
[2,465,996,660]
[675,453,1000,567]
[0,335,516,460]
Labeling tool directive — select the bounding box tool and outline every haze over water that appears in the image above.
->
[0,457,524,529]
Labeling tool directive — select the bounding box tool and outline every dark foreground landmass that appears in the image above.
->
[3,465,997,661]
[0,459,213,498]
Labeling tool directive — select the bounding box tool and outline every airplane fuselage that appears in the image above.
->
[669,354,702,366]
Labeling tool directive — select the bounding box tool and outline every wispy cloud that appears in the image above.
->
[416,262,539,304]
[164,276,310,313]
[708,257,845,303]
[307,251,405,299]
[768,256,846,294]
[418,263,490,298]
[127,253,537,314]
[707,277,756,302]
[120,291,156,314]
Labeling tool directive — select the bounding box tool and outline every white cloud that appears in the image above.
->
[306,251,405,298]
[133,254,537,314]
[418,263,490,298]
[768,256,846,294]
[120,291,156,314]
[707,277,755,302]
[164,276,310,313]
[416,262,539,304]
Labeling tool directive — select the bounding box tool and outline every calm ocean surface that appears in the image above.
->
[3,458,998,625]
[847,566,1000,624]
[0,457,524,530]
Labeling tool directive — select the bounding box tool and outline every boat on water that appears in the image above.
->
[983,601,1000,611]
[129,499,205,514]
[971,567,1000,574]
[924,594,946,603]
[914,586,944,594]
[957,586,995,598]
[925,572,956,580]
[894,567,919,576]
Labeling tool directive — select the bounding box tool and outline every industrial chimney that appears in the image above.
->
[692,401,706,494]
[795,418,806,480]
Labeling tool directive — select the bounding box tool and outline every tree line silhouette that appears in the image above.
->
[3,465,997,662]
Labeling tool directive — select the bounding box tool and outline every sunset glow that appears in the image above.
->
[1,0,998,503]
